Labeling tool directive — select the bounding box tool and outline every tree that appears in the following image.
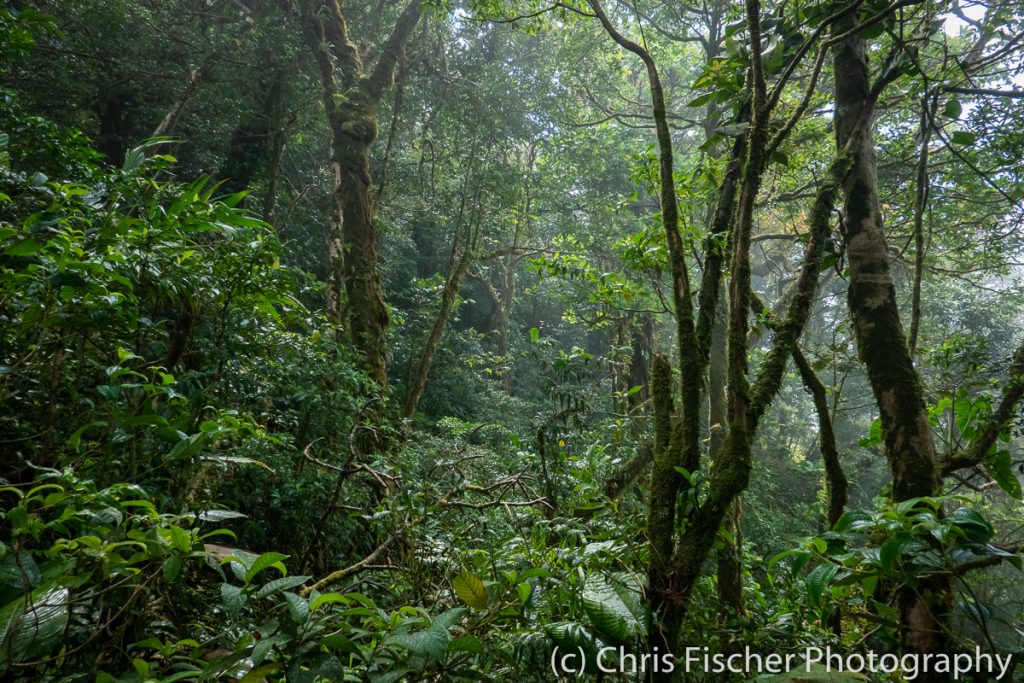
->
[297,0,423,388]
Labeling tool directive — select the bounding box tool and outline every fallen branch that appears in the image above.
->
[302,533,400,596]
[439,497,552,511]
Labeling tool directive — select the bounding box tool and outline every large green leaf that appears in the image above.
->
[545,621,603,675]
[432,607,468,631]
[0,585,70,666]
[984,451,1021,499]
[804,563,838,609]
[254,575,311,599]
[387,626,449,660]
[220,583,245,616]
[245,552,288,583]
[949,507,995,542]
[581,573,644,646]
[283,592,310,624]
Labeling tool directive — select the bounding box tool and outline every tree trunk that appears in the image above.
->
[299,0,423,389]
[336,124,390,387]
[627,314,654,410]
[831,11,949,666]
[402,186,481,421]
[792,344,847,528]
[711,297,743,624]
[908,92,936,357]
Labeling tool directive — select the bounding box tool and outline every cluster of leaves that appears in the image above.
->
[773,495,1020,648]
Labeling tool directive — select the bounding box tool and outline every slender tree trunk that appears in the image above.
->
[791,343,847,527]
[627,314,654,409]
[908,92,936,357]
[711,297,743,623]
[402,187,482,421]
[831,10,949,666]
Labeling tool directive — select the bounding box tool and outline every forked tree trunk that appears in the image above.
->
[299,0,423,389]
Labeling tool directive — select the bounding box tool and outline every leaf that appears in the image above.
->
[686,92,716,108]
[254,575,311,599]
[984,451,1021,499]
[220,583,245,616]
[768,548,809,570]
[432,607,468,631]
[949,507,996,541]
[879,533,917,572]
[251,638,274,666]
[529,327,540,343]
[0,552,41,590]
[544,621,602,674]
[309,592,350,612]
[951,131,977,146]
[169,525,192,553]
[198,509,248,523]
[0,585,70,667]
[805,563,838,609]
[370,669,415,683]
[283,592,310,624]
[4,239,44,257]
[245,552,288,583]
[448,635,483,653]
[943,99,962,118]
[162,554,182,582]
[859,19,885,38]
[322,633,361,655]
[452,572,488,610]
[581,574,644,646]
[517,582,533,605]
[388,626,449,660]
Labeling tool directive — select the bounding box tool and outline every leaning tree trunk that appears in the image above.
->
[831,11,949,666]
[402,181,482,421]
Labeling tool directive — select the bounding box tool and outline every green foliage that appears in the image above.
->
[3,0,1024,680]
[0,468,231,675]
[773,495,1024,647]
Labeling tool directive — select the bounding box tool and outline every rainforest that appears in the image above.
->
[1,0,1023,681]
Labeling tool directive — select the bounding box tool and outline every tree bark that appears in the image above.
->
[830,8,949,666]
[792,344,847,527]
[908,92,936,356]
[299,0,423,389]
[710,297,743,624]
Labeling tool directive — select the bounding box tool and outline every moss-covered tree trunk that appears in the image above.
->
[830,11,949,666]
[710,297,743,624]
[299,0,423,389]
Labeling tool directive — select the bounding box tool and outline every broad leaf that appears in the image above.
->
[581,574,644,646]
[452,572,487,610]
